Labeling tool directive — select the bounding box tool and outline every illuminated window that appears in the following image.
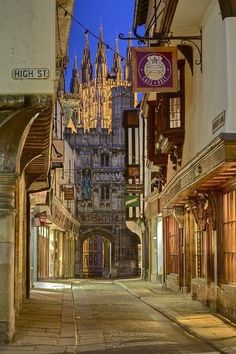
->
[165,216,179,274]
[194,227,206,278]
[223,190,236,284]
[169,97,181,128]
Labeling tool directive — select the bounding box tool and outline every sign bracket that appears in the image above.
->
[119,28,202,73]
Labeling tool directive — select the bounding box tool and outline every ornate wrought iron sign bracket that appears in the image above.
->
[119,28,202,73]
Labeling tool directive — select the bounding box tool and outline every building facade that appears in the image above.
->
[0,0,74,343]
[62,30,140,277]
[133,0,236,321]
[31,98,80,282]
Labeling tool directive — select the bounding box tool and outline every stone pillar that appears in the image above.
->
[0,174,17,343]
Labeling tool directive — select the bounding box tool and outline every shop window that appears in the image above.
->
[169,97,181,128]
[223,190,236,284]
[146,60,185,170]
[194,227,206,278]
[156,59,185,134]
[165,216,179,274]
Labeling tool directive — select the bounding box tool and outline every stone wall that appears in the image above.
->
[217,285,236,321]
[166,274,180,291]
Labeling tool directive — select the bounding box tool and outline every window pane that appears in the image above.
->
[223,190,236,283]
[169,97,181,128]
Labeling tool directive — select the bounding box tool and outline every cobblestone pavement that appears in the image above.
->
[72,280,225,353]
[0,279,235,354]
[115,280,236,354]
[0,282,76,354]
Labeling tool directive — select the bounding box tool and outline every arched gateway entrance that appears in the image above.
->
[75,228,114,278]
[83,235,111,278]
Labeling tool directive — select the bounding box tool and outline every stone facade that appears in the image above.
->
[133,0,236,322]
[62,30,139,277]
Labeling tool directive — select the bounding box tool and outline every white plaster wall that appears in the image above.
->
[183,1,227,165]
[0,0,56,95]
[224,17,236,131]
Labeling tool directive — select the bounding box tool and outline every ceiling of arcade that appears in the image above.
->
[0,95,52,191]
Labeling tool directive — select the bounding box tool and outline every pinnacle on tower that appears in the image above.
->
[111,38,122,82]
[81,32,93,84]
[124,32,132,82]
[70,54,80,93]
[94,26,108,81]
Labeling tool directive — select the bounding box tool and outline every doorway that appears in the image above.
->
[82,235,111,278]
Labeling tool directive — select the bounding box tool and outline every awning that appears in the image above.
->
[133,0,149,27]
[33,204,51,218]
[159,133,236,209]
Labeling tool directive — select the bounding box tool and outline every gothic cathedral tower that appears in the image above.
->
[62,30,139,278]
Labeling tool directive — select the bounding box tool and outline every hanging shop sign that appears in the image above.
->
[131,46,178,93]
[125,194,140,208]
[126,184,143,194]
[39,213,47,226]
[64,185,74,200]
[123,109,139,127]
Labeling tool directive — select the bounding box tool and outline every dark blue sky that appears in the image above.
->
[66,0,136,91]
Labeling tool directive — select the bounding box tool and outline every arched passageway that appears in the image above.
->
[82,235,112,278]
[75,228,114,278]
[75,227,141,279]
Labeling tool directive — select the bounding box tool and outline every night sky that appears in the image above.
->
[65,0,136,91]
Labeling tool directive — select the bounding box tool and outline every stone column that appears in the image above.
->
[0,174,17,343]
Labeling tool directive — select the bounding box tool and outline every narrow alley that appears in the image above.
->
[1,0,236,351]
[1,279,236,354]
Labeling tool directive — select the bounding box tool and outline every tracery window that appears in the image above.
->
[101,153,110,167]
[101,185,110,200]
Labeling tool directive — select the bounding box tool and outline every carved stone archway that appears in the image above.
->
[75,227,115,278]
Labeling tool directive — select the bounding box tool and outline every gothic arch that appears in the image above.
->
[79,227,114,245]
[75,227,115,278]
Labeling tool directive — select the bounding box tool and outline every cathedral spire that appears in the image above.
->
[81,32,93,84]
[95,26,108,81]
[111,38,122,82]
[70,54,80,93]
[124,32,132,82]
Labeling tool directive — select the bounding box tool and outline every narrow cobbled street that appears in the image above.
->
[1,279,236,354]
[73,281,219,353]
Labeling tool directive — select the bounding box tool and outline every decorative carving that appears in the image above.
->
[56,55,69,70]
[78,212,125,224]
[173,206,184,228]
[188,191,216,230]
[0,95,24,109]
[25,95,52,108]
[151,166,167,192]
[170,144,183,170]
[81,168,92,200]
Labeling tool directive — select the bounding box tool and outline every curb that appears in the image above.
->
[115,281,226,354]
